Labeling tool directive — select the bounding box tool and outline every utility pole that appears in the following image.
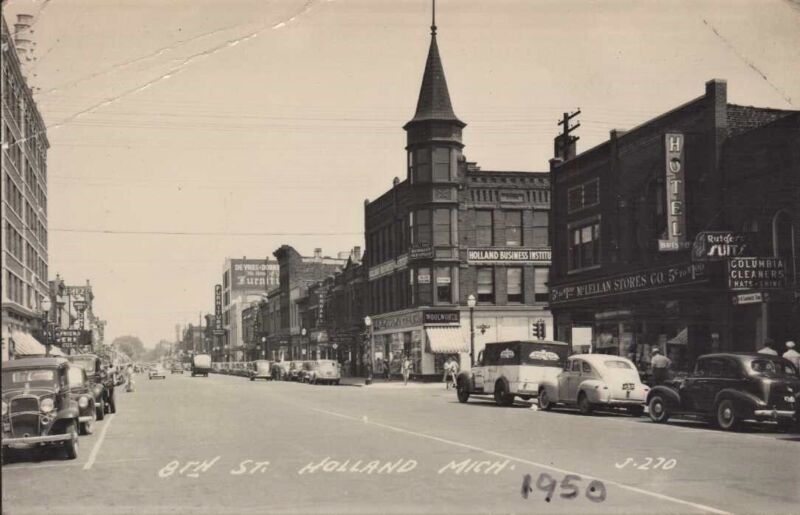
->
[555,109,581,160]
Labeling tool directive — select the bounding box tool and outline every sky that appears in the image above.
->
[3,0,799,347]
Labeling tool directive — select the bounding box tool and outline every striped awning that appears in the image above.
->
[11,331,64,356]
[425,326,469,354]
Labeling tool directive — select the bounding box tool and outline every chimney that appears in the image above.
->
[314,248,322,260]
[352,246,362,261]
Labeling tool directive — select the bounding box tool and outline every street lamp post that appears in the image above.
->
[363,316,373,385]
[41,297,52,357]
[467,294,476,367]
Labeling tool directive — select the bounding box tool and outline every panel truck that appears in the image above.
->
[191,354,212,377]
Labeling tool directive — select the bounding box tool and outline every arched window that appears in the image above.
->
[772,211,796,285]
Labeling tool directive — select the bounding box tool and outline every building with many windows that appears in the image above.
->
[220,257,279,361]
[549,79,798,373]
[2,14,51,360]
[363,20,552,379]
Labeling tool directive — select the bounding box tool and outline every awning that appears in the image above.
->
[667,328,688,345]
[425,326,469,354]
[10,331,64,356]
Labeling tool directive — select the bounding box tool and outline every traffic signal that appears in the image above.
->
[531,320,541,339]
[531,319,546,340]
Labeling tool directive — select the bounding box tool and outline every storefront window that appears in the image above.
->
[410,330,423,374]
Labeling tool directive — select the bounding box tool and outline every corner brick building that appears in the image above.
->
[363,20,552,378]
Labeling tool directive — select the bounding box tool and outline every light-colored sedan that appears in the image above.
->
[538,354,649,416]
[148,364,167,380]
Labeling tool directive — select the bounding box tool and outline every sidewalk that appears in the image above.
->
[339,376,451,389]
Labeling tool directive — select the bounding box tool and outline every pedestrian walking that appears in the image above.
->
[383,358,391,381]
[443,357,454,387]
[402,355,413,385]
[782,341,800,370]
[650,347,671,385]
[758,339,778,356]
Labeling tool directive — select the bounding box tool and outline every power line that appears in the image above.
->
[50,228,362,236]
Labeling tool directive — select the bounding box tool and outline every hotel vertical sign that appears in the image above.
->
[659,133,688,251]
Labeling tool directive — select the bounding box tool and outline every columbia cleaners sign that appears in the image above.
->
[550,262,707,304]
[727,257,785,290]
[467,248,551,264]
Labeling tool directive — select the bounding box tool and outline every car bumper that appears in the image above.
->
[78,415,93,423]
[753,409,795,420]
[2,433,73,446]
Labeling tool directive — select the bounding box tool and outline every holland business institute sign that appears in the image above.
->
[467,248,551,264]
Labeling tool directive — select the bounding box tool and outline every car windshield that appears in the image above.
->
[69,357,97,373]
[67,367,85,387]
[2,369,57,389]
[749,359,798,378]
[604,360,633,369]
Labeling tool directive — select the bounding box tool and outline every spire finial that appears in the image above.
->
[431,0,437,35]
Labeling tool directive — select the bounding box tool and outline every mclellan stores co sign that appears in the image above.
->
[550,262,708,305]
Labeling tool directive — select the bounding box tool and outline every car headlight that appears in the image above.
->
[40,398,55,413]
[78,396,90,408]
[1,401,7,416]
[94,384,104,396]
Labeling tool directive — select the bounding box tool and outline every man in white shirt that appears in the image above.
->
[782,341,800,369]
[758,339,778,356]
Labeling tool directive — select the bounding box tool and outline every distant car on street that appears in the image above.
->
[647,352,799,431]
[272,361,290,381]
[302,360,341,385]
[170,363,184,374]
[149,364,167,380]
[538,354,649,416]
[456,340,570,406]
[249,360,273,381]
[2,358,81,460]
[288,361,306,382]
[191,354,212,377]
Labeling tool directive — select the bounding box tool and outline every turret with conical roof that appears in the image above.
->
[405,5,465,185]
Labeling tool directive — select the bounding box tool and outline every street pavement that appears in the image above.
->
[3,372,799,514]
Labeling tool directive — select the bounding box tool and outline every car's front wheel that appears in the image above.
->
[577,392,593,415]
[715,399,740,431]
[106,392,116,414]
[80,409,96,435]
[538,388,553,411]
[96,400,105,421]
[456,379,470,403]
[63,421,79,460]
[648,395,670,423]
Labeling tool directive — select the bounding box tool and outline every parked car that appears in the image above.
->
[272,361,290,381]
[191,354,212,377]
[66,365,98,435]
[171,363,184,375]
[538,354,649,416]
[456,340,571,406]
[249,360,273,381]
[647,352,799,431]
[288,361,306,382]
[303,360,341,385]
[67,354,114,419]
[149,364,167,380]
[2,358,81,460]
